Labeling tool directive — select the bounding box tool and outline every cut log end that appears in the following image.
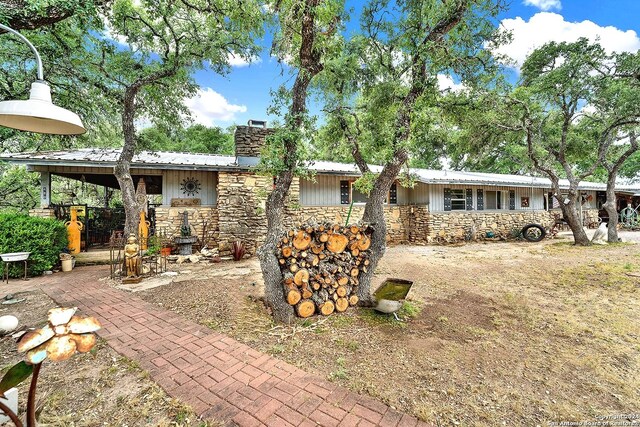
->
[327,233,349,253]
[335,297,349,312]
[320,301,335,316]
[293,231,312,250]
[294,269,310,286]
[287,289,302,306]
[357,235,371,251]
[296,300,315,318]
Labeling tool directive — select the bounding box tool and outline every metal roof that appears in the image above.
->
[2,148,639,192]
[0,148,237,170]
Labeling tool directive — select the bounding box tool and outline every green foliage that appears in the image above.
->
[0,361,33,398]
[453,39,640,182]
[314,0,508,196]
[146,235,162,256]
[352,172,377,196]
[0,213,68,277]
[0,164,40,212]
[398,301,421,319]
[137,124,234,154]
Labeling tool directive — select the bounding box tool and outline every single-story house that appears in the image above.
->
[2,123,639,255]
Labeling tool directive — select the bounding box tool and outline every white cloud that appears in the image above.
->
[437,74,466,93]
[523,0,561,11]
[495,12,640,69]
[184,88,247,125]
[227,52,261,67]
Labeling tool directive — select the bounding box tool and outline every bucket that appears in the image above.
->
[61,259,73,272]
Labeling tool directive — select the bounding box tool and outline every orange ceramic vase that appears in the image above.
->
[65,209,83,255]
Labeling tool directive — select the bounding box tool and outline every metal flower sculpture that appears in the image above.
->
[0,307,101,427]
[17,307,101,363]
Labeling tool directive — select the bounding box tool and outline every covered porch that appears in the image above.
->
[29,164,163,251]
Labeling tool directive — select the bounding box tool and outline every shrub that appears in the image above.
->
[0,213,68,277]
[232,240,246,261]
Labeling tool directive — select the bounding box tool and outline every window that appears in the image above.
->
[340,180,397,204]
[485,190,503,210]
[450,189,466,210]
[351,186,369,203]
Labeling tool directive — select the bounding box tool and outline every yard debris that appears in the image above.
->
[2,297,26,305]
[200,246,219,258]
[160,272,179,277]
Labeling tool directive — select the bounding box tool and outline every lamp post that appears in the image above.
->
[0,24,86,135]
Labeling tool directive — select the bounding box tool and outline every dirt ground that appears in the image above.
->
[138,232,640,427]
[0,290,211,427]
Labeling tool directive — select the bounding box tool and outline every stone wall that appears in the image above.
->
[426,210,555,242]
[234,125,273,158]
[154,204,603,254]
[216,172,301,256]
[28,208,56,219]
[294,205,411,244]
[155,207,219,247]
[407,205,430,244]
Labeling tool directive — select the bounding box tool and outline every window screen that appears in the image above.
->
[450,189,466,211]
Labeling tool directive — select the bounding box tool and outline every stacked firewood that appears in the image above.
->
[277,224,372,318]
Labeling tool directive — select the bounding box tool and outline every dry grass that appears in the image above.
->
[140,239,640,427]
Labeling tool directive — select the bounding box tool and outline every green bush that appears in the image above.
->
[0,214,68,277]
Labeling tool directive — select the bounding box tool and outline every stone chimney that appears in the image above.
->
[234,120,273,159]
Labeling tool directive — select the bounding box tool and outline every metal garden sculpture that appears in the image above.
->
[619,206,639,229]
[0,307,101,426]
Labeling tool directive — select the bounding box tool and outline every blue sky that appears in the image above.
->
[187,0,640,129]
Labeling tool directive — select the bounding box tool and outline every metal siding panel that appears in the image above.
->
[418,183,429,205]
[164,170,215,205]
[301,174,349,206]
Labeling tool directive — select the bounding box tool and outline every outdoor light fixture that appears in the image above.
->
[0,24,86,135]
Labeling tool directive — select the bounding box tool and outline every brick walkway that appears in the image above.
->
[26,266,429,427]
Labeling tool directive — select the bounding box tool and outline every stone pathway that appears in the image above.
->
[13,266,431,427]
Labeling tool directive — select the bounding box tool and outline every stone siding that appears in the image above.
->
[294,205,411,244]
[426,210,553,241]
[154,203,603,254]
[407,206,430,244]
[216,172,301,256]
[234,125,273,158]
[155,207,219,248]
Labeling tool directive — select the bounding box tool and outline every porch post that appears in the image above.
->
[40,171,51,208]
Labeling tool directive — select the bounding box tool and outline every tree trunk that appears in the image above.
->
[603,173,619,242]
[603,132,638,242]
[358,149,409,305]
[556,188,590,246]
[258,0,325,323]
[114,86,140,237]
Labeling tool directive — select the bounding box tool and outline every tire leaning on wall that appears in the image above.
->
[521,223,546,242]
